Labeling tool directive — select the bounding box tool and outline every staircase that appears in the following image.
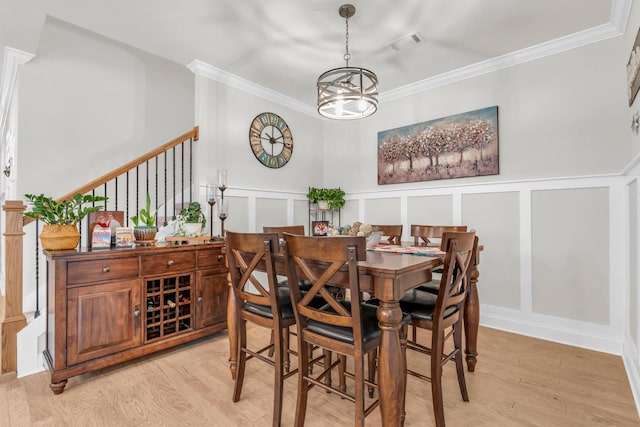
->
[0,126,200,377]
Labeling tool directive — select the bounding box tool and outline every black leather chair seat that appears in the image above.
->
[277,278,314,291]
[244,287,296,319]
[399,289,458,321]
[243,287,326,319]
[306,301,381,344]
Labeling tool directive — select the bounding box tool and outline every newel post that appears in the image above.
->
[0,200,27,373]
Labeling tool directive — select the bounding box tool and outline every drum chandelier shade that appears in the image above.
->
[317,4,378,120]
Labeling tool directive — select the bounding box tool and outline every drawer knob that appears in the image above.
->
[167,260,174,266]
[102,267,110,273]
[197,297,204,303]
[217,255,224,261]
[133,309,141,317]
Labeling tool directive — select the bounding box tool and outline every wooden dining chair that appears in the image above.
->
[262,225,310,359]
[411,224,468,247]
[225,231,298,426]
[371,224,403,245]
[282,233,380,427]
[263,224,306,238]
[399,231,477,427]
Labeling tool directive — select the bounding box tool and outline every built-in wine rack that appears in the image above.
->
[145,273,194,342]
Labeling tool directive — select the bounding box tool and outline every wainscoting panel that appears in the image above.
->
[462,191,521,309]
[407,194,454,226]
[531,187,609,325]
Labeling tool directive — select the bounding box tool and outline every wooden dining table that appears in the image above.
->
[226,243,481,427]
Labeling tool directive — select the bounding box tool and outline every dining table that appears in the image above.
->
[226,241,481,427]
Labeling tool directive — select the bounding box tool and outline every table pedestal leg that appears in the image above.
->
[377,300,405,427]
[227,272,238,379]
[464,253,480,372]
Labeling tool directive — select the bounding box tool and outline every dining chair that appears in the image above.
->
[225,231,298,426]
[411,224,468,247]
[282,233,380,427]
[399,231,477,427]
[263,224,306,238]
[371,224,403,245]
[409,225,468,292]
[262,225,312,359]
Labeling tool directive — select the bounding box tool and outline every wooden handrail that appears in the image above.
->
[23,126,199,226]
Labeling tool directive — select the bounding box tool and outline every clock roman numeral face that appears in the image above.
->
[249,112,294,169]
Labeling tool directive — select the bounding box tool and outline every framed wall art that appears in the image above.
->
[377,106,499,185]
[628,26,640,107]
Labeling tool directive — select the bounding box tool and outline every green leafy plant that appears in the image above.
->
[131,193,162,227]
[306,187,346,209]
[178,201,206,226]
[24,193,108,225]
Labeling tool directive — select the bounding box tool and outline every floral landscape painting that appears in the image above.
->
[377,106,499,184]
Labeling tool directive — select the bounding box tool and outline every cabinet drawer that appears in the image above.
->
[141,252,195,275]
[197,247,226,269]
[68,257,139,285]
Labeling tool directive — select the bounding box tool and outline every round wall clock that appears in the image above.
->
[249,112,294,168]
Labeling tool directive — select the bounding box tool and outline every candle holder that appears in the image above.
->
[207,184,220,242]
[215,169,228,239]
[218,198,228,238]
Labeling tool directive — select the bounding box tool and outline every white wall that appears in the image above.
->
[18,17,195,198]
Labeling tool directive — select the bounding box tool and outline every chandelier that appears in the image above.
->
[317,4,378,120]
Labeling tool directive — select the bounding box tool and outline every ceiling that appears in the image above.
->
[42,0,623,111]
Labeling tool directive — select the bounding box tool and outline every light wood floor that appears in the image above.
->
[1,325,638,426]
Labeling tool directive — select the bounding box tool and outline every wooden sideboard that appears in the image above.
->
[43,242,228,394]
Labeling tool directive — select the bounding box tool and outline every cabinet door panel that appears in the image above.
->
[67,279,141,365]
[196,269,228,329]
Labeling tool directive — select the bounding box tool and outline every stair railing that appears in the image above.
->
[0,126,199,373]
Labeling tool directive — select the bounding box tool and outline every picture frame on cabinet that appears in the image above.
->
[88,211,124,247]
[312,221,329,236]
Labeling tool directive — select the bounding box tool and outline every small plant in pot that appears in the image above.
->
[306,187,346,210]
[130,193,162,245]
[177,201,206,237]
[24,193,108,250]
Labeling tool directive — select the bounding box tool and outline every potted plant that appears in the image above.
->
[24,193,108,250]
[306,187,346,210]
[130,193,162,244]
[178,201,206,237]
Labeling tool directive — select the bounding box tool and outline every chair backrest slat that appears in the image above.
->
[225,231,281,310]
[436,231,477,322]
[371,224,403,245]
[411,224,468,246]
[283,234,366,336]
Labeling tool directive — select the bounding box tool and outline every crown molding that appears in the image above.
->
[187,59,317,118]
[611,0,633,32]
[187,0,629,117]
[380,22,623,103]
[0,47,35,141]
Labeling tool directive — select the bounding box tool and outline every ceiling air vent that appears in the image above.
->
[390,32,425,52]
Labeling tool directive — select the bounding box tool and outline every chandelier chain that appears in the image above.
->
[344,12,351,65]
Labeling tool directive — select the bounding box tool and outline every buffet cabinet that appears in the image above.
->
[43,242,228,394]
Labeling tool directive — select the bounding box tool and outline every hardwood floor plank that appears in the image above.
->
[0,326,637,426]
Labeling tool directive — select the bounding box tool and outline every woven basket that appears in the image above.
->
[39,224,80,251]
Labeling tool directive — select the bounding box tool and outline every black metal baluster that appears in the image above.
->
[189,138,193,205]
[164,151,168,226]
[34,220,40,318]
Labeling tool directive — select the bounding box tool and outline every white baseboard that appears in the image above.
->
[623,335,640,417]
[16,313,46,378]
[480,304,624,355]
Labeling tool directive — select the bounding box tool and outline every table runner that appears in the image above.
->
[367,244,445,257]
